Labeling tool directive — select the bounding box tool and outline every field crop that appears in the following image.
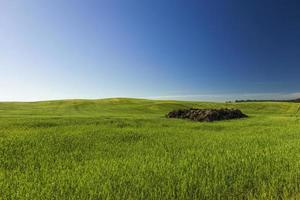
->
[1,98,300,199]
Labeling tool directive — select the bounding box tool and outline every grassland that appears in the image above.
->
[1,98,300,199]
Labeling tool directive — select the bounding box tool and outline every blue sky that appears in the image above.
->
[1,0,300,101]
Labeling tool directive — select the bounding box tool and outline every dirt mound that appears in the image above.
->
[166,108,247,122]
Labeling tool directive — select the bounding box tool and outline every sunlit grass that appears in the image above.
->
[0,98,300,199]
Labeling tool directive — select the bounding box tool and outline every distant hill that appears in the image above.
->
[235,98,300,103]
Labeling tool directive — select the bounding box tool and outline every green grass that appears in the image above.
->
[1,98,300,199]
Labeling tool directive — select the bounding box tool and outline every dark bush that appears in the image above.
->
[166,108,247,122]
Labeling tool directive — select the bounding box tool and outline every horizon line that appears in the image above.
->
[0,91,300,103]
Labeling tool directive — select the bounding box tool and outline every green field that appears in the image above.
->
[1,98,300,199]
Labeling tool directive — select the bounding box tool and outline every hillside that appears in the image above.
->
[0,97,299,117]
[1,98,300,199]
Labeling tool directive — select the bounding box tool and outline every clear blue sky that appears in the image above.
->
[1,0,300,101]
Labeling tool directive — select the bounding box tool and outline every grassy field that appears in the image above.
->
[1,98,300,199]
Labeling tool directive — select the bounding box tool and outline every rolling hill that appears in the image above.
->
[1,98,300,199]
